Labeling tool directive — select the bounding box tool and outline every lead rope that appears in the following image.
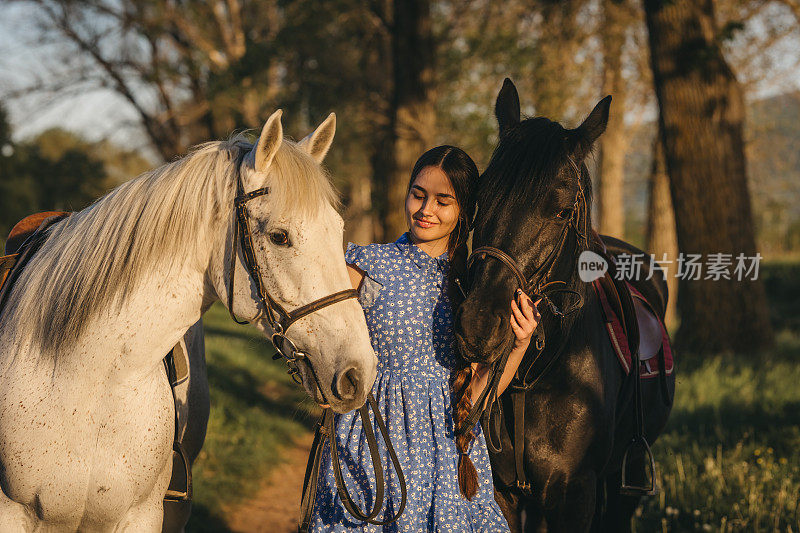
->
[298,393,407,531]
[293,329,405,530]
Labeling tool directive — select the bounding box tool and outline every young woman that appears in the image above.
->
[310,146,540,532]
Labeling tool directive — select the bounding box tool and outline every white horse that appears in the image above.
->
[0,111,376,531]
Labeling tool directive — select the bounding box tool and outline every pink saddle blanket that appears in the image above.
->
[592,277,674,379]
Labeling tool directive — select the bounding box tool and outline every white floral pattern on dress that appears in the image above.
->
[310,233,509,532]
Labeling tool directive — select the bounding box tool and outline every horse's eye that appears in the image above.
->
[556,208,573,220]
[269,230,290,246]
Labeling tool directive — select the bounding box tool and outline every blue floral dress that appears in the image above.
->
[310,233,509,532]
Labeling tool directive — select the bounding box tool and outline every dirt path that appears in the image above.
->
[223,433,314,533]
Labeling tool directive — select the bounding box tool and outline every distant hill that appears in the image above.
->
[618,91,800,255]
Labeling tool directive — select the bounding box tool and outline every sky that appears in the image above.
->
[0,4,145,148]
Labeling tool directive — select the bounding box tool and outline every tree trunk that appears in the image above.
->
[643,0,773,353]
[372,0,436,242]
[345,172,377,245]
[646,124,679,329]
[597,0,628,238]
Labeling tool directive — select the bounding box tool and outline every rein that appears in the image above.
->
[226,151,406,529]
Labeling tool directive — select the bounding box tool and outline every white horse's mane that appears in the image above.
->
[5,135,339,356]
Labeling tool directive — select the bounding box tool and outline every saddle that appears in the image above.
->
[589,234,673,495]
[0,212,70,311]
[0,212,192,503]
[590,237,674,379]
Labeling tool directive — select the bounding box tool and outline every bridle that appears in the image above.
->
[225,151,358,381]
[454,162,591,492]
[225,150,406,529]
[463,161,590,319]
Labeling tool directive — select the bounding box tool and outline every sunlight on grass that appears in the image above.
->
[636,333,800,532]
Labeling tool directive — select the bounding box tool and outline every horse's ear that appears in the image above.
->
[495,78,520,135]
[254,109,283,172]
[573,95,612,158]
[298,112,336,163]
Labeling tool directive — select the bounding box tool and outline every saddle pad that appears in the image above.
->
[592,277,674,379]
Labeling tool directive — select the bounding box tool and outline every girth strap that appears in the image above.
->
[162,350,192,502]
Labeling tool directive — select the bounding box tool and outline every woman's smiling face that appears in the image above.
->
[405,166,460,251]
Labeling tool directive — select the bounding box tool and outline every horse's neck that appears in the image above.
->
[107,268,204,369]
[61,261,208,381]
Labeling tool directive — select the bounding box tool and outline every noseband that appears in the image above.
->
[225,150,406,528]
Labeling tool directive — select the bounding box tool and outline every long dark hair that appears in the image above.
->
[408,145,481,500]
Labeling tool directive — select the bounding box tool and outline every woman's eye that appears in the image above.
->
[269,230,290,246]
[412,193,424,200]
[437,200,450,207]
[556,208,573,220]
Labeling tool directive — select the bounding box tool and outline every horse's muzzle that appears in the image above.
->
[455,330,508,365]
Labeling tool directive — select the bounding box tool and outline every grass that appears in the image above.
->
[186,303,318,532]
[634,261,800,532]
[635,331,800,531]
[186,262,800,532]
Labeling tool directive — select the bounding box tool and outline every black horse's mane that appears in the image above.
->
[478,116,594,224]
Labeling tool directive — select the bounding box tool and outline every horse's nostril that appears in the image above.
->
[332,366,361,402]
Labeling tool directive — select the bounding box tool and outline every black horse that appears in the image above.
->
[454,79,675,532]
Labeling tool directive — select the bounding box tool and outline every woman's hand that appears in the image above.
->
[468,290,541,408]
[510,289,541,351]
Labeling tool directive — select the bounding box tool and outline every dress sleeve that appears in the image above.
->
[345,242,384,307]
[344,242,371,273]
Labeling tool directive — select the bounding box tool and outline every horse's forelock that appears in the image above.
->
[479,117,574,226]
[263,139,340,222]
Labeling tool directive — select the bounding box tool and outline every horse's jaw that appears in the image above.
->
[250,307,377,415]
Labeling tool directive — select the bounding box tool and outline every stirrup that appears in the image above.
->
[620,435,658,497]
[164,441,192,502]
